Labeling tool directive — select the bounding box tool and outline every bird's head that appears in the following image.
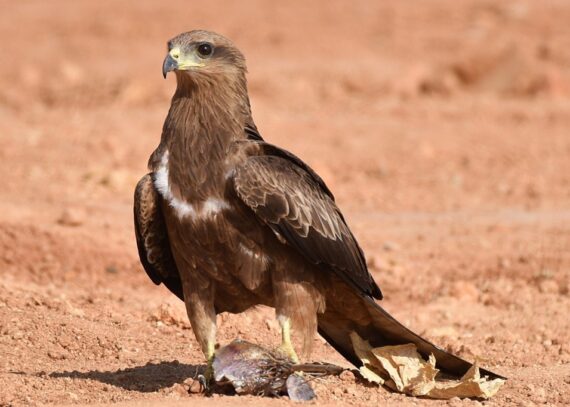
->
[162,30,247,82]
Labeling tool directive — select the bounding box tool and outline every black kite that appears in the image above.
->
[134,30,501,381]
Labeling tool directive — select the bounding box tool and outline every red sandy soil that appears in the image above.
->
[1,0,570,406]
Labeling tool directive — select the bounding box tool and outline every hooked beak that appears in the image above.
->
[162,54,178,78]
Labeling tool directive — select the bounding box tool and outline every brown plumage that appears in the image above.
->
[134,30,502,380]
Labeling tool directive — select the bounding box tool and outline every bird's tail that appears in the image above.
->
[317,292,504,380]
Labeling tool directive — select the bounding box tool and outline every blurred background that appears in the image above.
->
[1,1,569,405]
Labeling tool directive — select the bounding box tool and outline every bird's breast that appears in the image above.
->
[154,149,230,221]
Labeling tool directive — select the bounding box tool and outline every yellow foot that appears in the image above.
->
[198,356,215,390]
[275,341,299,364]
[276,316,299,363]
[198,343,216,390]
[206,354,215,380]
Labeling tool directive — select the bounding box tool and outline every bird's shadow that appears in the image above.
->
[48,361,205,393]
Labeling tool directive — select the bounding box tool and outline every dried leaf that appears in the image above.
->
[428,362,505,399]
[370,344,438,395]
[359,364,387,386]
[350,332,386,385]
[350,332,505,399]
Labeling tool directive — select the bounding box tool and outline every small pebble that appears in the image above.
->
[57,208,85,227]
[538,280,559,294]
[183,378,202,394]
[168,383,188,397]
[339,370,356,382]
[48,350,68,360]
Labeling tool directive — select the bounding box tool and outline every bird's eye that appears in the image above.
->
[197,43,213,58]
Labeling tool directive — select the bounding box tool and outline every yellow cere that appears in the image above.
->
[169,46,205,69]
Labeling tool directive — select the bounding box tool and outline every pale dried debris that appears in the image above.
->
[350,332,505,399]
[147,303,189,328]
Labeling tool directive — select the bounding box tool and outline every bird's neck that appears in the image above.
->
[150,74,252,200]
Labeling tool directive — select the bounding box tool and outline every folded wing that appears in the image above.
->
[134,173,183,300]
[232,145,382,299]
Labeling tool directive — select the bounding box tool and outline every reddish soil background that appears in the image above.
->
[1,1,570,406]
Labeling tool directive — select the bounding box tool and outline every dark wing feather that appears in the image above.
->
[134,173,184,301]
[245,125,264,141]
[232,150,382,299]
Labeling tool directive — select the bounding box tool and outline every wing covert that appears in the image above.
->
[134,173,184,300]
[232,150,382,299]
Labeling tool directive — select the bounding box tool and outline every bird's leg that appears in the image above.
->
[192,319,217,389]
[276,315,299,363]
[181,278,217,386]
[203,333,216,384]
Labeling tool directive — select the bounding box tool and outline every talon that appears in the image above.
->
[198,374,209,391]
[276,342,299,363]
[205,358,215,380]
[201,348,216,390]
[198,339,216,389]
[198,355,215,392]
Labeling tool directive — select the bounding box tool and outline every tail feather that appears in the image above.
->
[318,295,505,380]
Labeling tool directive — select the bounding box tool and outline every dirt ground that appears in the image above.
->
[1,0,570,405]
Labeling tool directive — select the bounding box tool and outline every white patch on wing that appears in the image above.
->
[154,150,229,221]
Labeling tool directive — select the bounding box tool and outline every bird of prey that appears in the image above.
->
[134,30,501,381]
